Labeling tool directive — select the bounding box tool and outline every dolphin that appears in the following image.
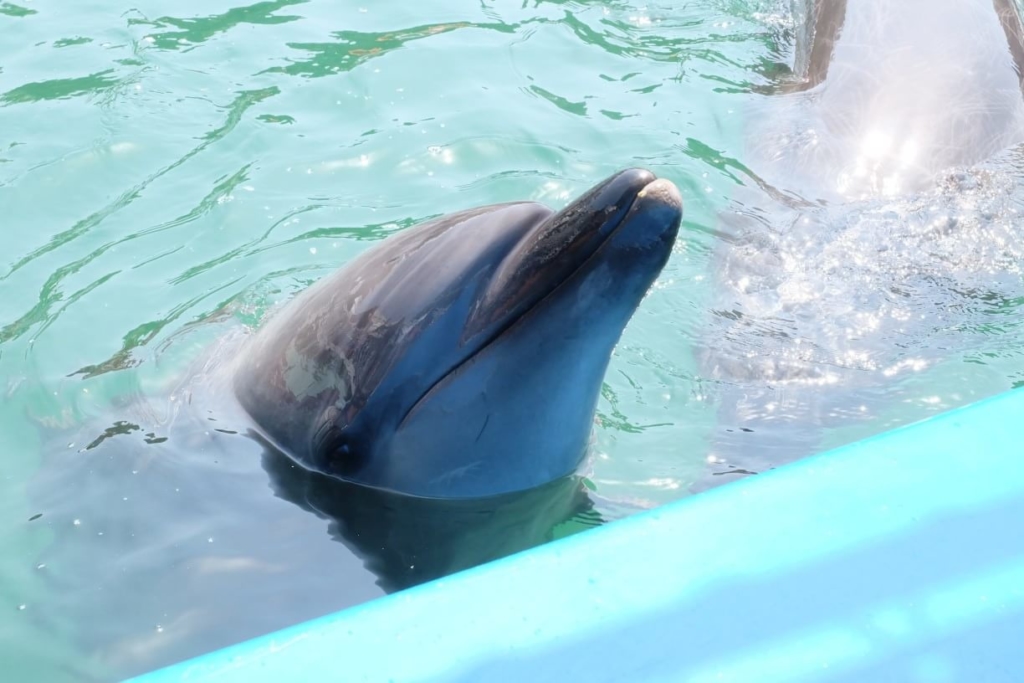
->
[233,168,682,499]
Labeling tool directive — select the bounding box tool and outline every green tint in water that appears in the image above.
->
[1,0,1022,681]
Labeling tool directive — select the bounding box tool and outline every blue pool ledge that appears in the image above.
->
[131,389,1024,682]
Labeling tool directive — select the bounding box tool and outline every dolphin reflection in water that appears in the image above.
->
[698,0,1024,486]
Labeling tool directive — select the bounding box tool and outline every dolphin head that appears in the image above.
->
[234,169,682,498]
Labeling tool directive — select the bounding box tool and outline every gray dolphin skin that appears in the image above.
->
[232,169,682,499]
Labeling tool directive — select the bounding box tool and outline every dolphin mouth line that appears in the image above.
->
[394,178,662,431]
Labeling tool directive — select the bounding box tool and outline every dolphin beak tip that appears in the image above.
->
[639,178,683,213]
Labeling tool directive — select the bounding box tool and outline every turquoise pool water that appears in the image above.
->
[2,1,1023,680]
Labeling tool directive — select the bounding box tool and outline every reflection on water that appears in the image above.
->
[126,0,308,51]
[261,443,594,593]
[1,0,1023,679]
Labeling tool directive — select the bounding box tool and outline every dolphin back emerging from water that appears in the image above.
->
[233,169,681,499]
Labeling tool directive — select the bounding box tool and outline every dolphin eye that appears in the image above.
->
[316,424,364,477]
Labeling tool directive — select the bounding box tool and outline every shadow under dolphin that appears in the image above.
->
[259,440,599,592]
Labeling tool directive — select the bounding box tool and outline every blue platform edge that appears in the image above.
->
[130,389,1024,683]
